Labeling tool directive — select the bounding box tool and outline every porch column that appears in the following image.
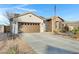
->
[12,21,18,34]
[40,22,45,32]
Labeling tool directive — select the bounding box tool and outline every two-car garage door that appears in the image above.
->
[18,22,40,33]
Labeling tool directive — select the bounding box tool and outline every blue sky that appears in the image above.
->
[0,4,79,25]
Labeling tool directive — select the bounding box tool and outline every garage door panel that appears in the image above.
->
[19,22,40,33]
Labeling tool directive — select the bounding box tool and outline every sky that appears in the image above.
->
[0,4,79,25]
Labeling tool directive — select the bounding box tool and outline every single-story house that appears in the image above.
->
[4,26,10,33]
[66,22,79,31]
[11,12,46,34]
[0,25,4,33]
[0,25,10,33]
[4,12,66,34]
[45,16,65,32]
[0,15,10,33]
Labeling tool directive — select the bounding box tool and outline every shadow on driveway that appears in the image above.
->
[45,45,79,54]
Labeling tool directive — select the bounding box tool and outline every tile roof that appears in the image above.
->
[46,16,64,22]
[13,12,46,20]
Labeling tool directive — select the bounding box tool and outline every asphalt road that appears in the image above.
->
[20,32,79,54]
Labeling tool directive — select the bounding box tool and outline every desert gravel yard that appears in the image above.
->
[20,32,79,54]
[0,33,36,54]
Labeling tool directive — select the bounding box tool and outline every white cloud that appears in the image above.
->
[0,4,37,25]
[0,4,28,10]
[0,15,9,25]
[13,4,37,12]
[0,4,37,14]
[16,7,37,12]
[13,4,29,8]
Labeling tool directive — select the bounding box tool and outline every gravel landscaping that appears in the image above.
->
[0,33,36,54]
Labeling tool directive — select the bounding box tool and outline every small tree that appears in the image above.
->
[4,11,16,39]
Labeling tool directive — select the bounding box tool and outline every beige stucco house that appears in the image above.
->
[4,12,66,34]
[46,16,65,32]
[66,22,79,31]
[12,12,46,34]
[0,25,4,33]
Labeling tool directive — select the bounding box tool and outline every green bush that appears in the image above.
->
[7,46,18,54]
[71,28,79,34]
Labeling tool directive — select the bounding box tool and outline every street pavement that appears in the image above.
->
[20,32,79,54]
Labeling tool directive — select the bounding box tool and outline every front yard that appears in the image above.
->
[0,32,79,54]
[0,33,36,54]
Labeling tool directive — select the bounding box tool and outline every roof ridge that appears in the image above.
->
[13,12,46,20]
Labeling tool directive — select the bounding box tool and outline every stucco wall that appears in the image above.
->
[13,14,43,23]
[46,20,52,32]
[12,21,18,34]
[13,13,45,33]
[52,16,65,32]
[0,26,4,33]
[46,16,65,32]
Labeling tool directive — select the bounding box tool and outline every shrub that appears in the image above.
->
[71,28,79,34]
[7,46,19,54]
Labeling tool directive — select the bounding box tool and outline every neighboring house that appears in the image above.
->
[0,25,10,33]
[4,26,10,33]
[0,15,9,33]
[68,25,74,31]
[0,25,4,33]
[66,21,79,31]
[46,16,65,32]
[12,12,46,34]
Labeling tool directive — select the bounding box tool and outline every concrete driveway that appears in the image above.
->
[20,32,79,54]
